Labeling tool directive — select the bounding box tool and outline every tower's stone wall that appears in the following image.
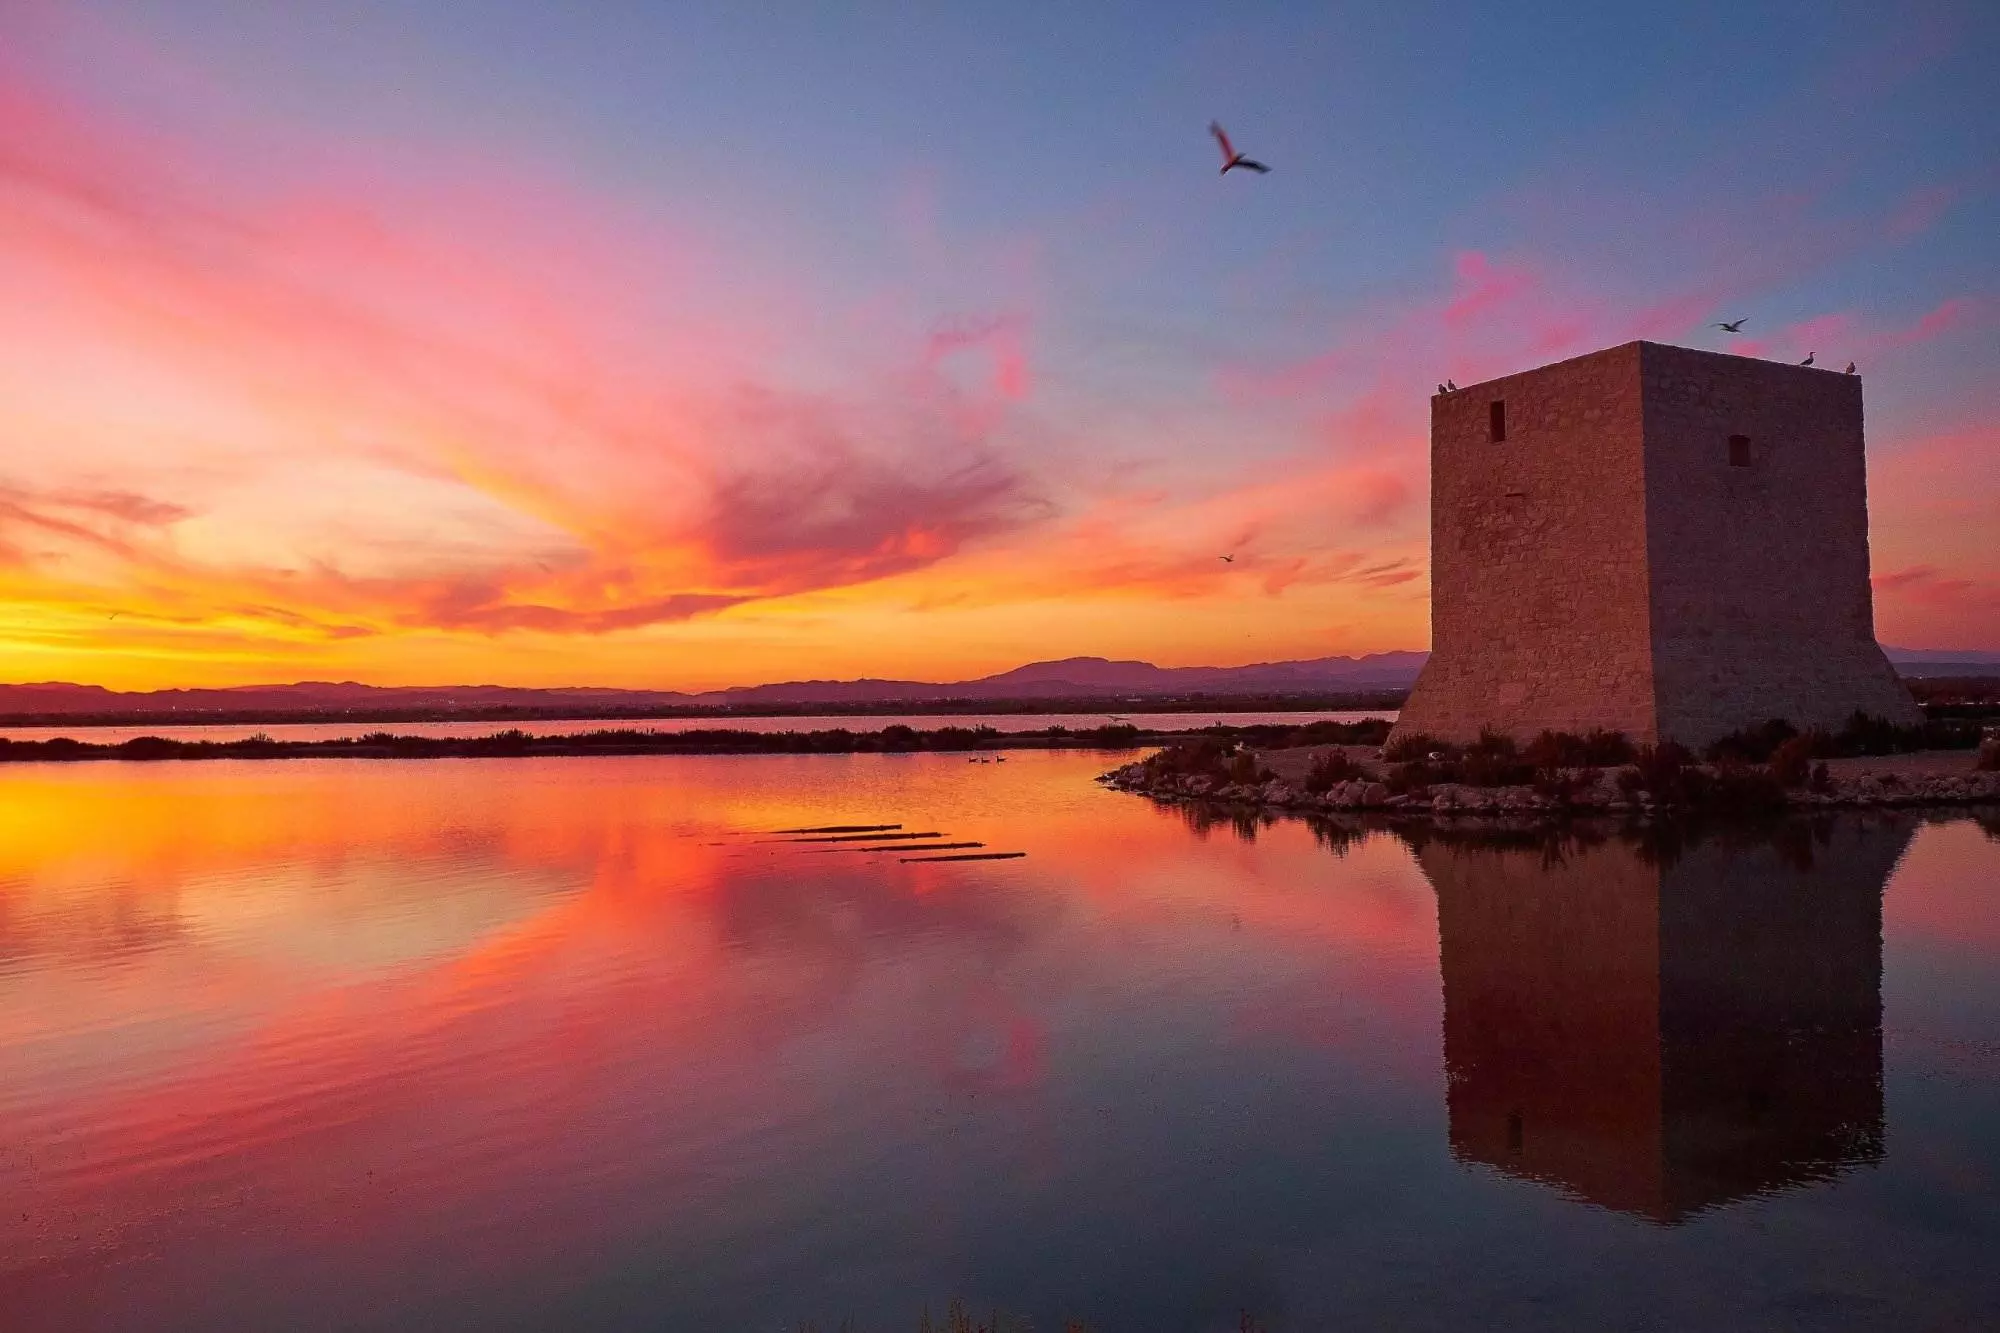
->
[1396,344,1659,741]
[1394,340,1919,747]
[1637,343,1916,741]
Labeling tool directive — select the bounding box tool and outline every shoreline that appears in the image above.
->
[0,723,1213,764]
[1098,742,2000,817]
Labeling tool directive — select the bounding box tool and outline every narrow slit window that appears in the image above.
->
[1728,433,1751,467]
[1488,400,1507,443]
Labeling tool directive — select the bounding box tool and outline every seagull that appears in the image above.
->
[1799,352,1815,367]
[1714,319,1747,333]
[1219,554,1236,563]
[1844,361,1857,375]
[1446,379,1458,391]
[1209,122,1270,175]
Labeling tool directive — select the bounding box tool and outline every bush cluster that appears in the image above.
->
[1706,711,1980,762]
[1137,738,1274,788]
[1301,749,1363,793]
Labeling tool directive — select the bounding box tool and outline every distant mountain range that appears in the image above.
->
[1,646,1992,719]
[0,652,1428,718]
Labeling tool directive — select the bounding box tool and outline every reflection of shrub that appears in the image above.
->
[1302,750,1361,793]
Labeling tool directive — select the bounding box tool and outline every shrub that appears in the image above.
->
[1140,738,1232,781]
[1705,718,1798,763]
[1227,749,1273,786]
[1458,749,1536,787]
[1769,733,1827,788]
[1387,759,1446,795]
[1532,767,1587,802]
[1628,741,1696,803]
[1383,732,1454,763]
[1302,749,1362,793]
[1706,760,1788,814]
[1282,717,1394,748]
[1524,728,1636,768]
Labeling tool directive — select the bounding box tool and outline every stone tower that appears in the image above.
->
[1393,340,1919,747]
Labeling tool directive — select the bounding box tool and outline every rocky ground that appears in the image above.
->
[1099,743,2000,817]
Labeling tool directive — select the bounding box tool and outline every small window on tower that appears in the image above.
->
[1729,434,1751,467]
[1489,400,1507,443]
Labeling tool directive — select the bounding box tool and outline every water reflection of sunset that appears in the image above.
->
[3,755,1997,1329]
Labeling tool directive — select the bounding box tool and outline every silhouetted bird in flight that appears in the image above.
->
[1219,554,1236,563]
[1799,352,1815,366]
[1209,122,1270,174]
[1714,319,1747,333]
[1845,361,1857,374]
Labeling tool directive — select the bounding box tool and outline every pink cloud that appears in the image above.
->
[0,51,1056,641]
[1885,183,1958,240]
[1442,251,1537,331]
[1872,565,2000,613]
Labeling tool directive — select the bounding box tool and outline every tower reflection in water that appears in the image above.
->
[1415,818,1909,1223]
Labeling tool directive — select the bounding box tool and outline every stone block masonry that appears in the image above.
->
[1394,341,1920,747]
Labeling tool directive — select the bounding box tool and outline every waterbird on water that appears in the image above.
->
[1799,352,1816,366]
[1714,319,1747,333]
[1209,122,1270,175]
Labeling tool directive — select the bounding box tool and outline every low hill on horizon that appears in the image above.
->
[2,646,1991,718]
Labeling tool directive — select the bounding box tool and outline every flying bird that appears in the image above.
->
[1209,122,1270,175]
[1714,319,1747,333]
[1845,361,1857,375]
[1799,352,1815,367]
[1219,554,1236,563]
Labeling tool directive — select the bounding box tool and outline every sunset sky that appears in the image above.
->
[2,0,1995,690]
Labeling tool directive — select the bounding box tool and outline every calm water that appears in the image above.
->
[1,752,1995,1331]
[0,709,1392,746]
